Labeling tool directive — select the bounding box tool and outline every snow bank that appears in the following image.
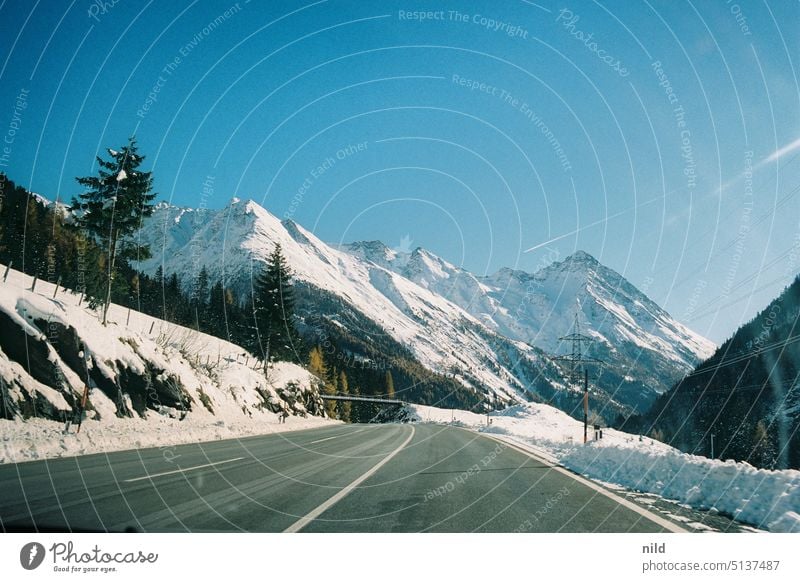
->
[0,264,334,462]
[1,414,334,464]
[409,402,800,533]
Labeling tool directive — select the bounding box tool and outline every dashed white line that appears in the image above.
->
[309,436,339,444]
[124,457,245,483]
[309,427,368,444]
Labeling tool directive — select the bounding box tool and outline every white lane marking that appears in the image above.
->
[309,436,339,444]
[309,427,368,444]
[482,434,687,533]
[284,426,416,533]
[124,457,245,483]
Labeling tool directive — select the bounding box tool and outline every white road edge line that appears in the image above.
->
[124,457,245,483]
[481,433,687,533]
[284,426,416,533]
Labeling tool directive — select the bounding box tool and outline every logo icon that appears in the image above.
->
[393,234,414,254]
[20,542,45,570]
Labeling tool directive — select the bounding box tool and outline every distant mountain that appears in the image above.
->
[131,198,713,421]
[341,242,714,412]
[638,275,800,469]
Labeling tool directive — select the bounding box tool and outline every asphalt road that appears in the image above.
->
[0,423,681,532]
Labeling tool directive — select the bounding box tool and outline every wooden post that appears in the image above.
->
[126,308,131,326]
[149,321,155,334]
[583,368,589,444]
[76,384,89,434]
[2,261,12,282]
[53,276,62,298]
[78,292,84,306]
[31,276,37,292]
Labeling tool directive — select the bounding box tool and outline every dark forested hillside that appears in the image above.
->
[632,275,800,469]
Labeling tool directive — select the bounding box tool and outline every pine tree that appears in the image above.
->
[325,368,339,418]
[252,243,302,363]
[72,137,156,324]
[750,420,777,468]
[192,266,210,330]
[308,346,337,418]
[338,370,351,423]
[207,280,227,338]
[165,273,181,322]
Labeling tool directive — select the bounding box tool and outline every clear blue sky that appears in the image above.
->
[1,0,798,344]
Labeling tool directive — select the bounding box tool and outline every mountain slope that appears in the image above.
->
[639,275,800,469]
[342,243,714,411]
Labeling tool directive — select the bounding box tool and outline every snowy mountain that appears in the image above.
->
[133,198,714,417]
[341,242,714,411]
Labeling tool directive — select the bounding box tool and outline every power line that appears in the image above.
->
[685,334,800,378]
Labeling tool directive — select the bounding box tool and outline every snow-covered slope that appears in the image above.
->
[134,198,713,415]
[0,265,325,433]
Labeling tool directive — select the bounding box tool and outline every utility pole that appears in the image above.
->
[710,434,715,459]
[551,313,602,443]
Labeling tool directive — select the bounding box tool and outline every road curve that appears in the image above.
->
[0,423,677,532]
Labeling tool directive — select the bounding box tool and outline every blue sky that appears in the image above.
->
[0,0,798,344]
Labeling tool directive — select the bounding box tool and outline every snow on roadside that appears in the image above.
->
[1,414,335,464]
[408,402,800,533]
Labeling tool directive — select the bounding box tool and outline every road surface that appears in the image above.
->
[0,423,683,532]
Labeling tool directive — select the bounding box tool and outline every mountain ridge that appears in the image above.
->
[129,197,714,417]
